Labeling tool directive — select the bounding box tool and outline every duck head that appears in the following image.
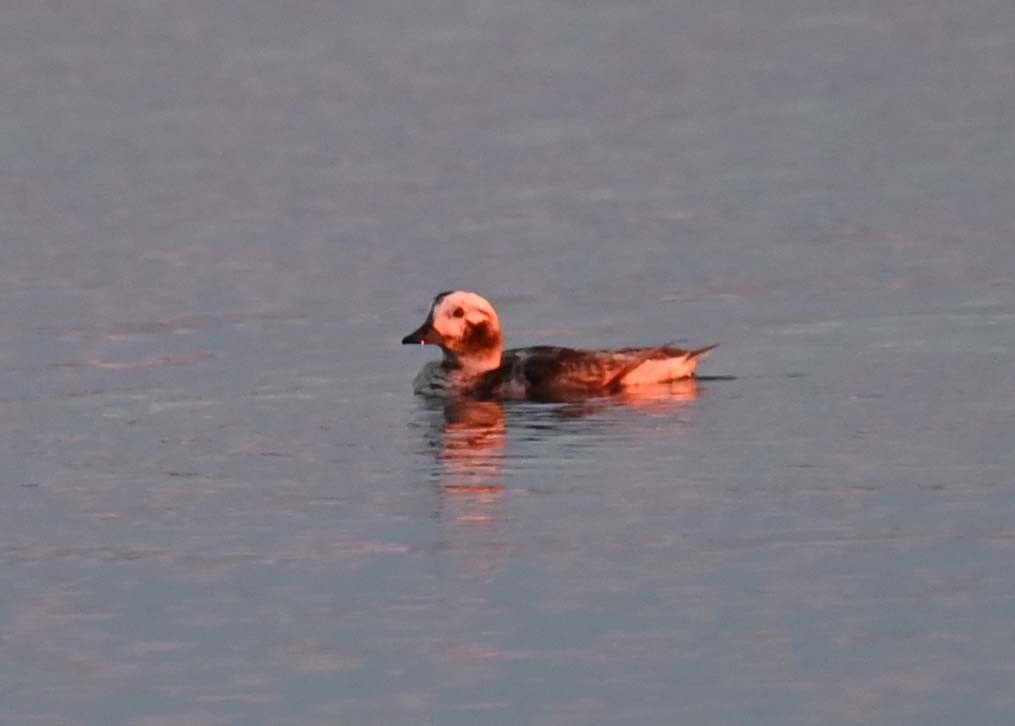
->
[402,291,503,372]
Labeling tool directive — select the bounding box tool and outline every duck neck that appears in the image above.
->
[443,346,502,375]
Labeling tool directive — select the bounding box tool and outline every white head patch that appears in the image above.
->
[430,291,501,342]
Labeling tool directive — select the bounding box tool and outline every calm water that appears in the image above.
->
[4,1,1015,724]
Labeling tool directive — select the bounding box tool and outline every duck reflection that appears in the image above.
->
[418,382,703,573]
[440,399,507,489]
[418,398,506,533]
[424,378,701,487]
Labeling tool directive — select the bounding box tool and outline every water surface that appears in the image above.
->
[3,1,1014,724]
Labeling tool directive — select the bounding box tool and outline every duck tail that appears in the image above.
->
[687,343,719,361]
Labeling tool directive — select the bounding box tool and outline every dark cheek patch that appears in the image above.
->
[462,321,501,353]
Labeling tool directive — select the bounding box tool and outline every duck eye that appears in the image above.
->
[452,307,465,318]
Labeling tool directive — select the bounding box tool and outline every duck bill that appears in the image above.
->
[401,321,442,346]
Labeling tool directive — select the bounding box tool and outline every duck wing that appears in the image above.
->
[475,344,715,400]
[517,346,620,394]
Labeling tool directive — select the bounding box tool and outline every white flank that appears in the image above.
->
[619,349,713,386]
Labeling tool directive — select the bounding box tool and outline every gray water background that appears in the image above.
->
[3,1,1015,724]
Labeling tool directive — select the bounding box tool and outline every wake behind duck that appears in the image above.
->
[402,291,717,400]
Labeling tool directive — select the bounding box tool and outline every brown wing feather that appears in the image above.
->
[516,347,611,393]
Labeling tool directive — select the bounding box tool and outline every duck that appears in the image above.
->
[401,291,717,400]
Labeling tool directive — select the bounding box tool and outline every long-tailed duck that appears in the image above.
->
[402,291,717,400]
